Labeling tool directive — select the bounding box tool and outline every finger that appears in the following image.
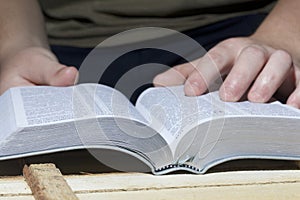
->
[219,45,269,102]
[153,62,195,87]
[184,44,236,96]
[248,50,292,102]
[48,66,79,86]
[287,83,300,108]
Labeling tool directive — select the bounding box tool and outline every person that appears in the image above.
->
[1,0,300,107]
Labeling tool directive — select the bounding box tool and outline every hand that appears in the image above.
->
[154,36,300,108]
[0,47,78,95]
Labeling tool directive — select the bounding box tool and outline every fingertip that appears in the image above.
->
[287,94,300,109]
[219,85,238,102]
[153,73,167,87]
[184,80,203,96]
[287,103,299,109]
[247,90,265,103]
[219,88,231,101]
[74,71,79,85]
[51,66,78,86]
[153,69,186,87]
[62,66,79,85]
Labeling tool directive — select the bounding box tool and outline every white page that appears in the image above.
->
[89,84,147,123]
[0,90,17,142]
[10,87,27,127]
[10,86,75,126]
[223,100,300,117]
[135,86,300,147]
[135,86,229,146]
[72,84,153,143]
[10,84,148,126]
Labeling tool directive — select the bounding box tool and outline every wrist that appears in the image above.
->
[250,31,300,67]
[250,0,300,66]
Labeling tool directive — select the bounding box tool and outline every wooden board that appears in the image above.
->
[1,170,300,199]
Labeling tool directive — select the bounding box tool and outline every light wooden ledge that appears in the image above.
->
[1,170,300,200]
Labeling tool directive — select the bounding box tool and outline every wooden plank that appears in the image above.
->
[74,182,300,200]
[0,197,34,200]
[65,170,300,192]
[1,170,300,199]
[0,176,34,199]
[23,163,78,200]
[0,176,31,195]
[65,170,300,200]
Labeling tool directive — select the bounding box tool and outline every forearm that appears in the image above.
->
[0,0,49,61]
[252,0,300,65]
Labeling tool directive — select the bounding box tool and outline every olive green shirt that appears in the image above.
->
[39,0,276,47]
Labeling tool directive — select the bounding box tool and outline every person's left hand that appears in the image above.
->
[154,36,300,107]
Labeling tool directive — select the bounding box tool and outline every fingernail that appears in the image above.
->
[249,91,264,102]
[222,91,233,101]
[185,81,201,96]
[288,102,299,109]
[220,86,235,101]
[74,72,79,85]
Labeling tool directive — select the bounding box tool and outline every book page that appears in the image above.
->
[10,86,75,126]
[82,84,147,124]
[0,90,17,142]
[223,100,300,117]
[10,84,147,127]
[135,86,227,147]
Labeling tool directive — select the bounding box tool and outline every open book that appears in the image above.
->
[1,83,300,174]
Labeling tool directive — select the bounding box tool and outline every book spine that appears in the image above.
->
[154,164,201,174]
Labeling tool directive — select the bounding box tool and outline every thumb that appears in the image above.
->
[47,65,79,86]
[21,57,79,86]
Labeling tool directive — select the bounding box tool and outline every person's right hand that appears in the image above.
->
[0,47,78,95]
